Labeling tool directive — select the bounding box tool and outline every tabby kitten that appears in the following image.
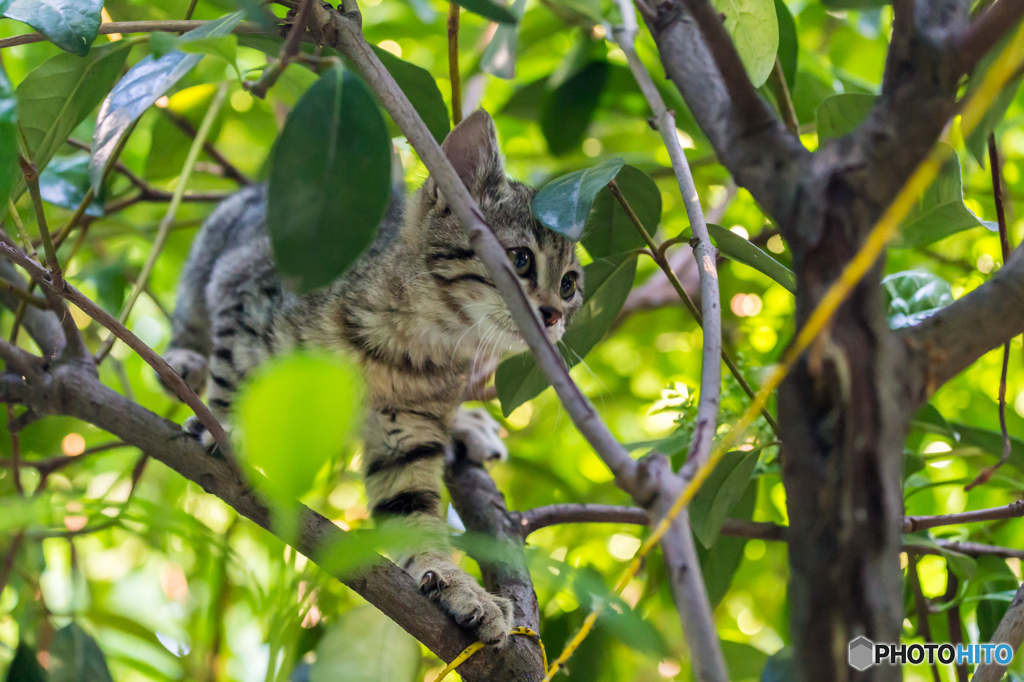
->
[162,111,584,646]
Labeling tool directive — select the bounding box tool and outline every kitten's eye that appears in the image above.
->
[508,248,534,276]
[560,273,577,300]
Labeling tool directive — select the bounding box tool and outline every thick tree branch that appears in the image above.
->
[972,583,1024,682]
[951,0,1024,75]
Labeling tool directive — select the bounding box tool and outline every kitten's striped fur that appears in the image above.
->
[163,111,583,646]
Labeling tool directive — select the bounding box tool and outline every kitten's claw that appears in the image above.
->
[413,560,513,647]
[419,570,442,592]
[452,407,507,465]
[183,416,226,459]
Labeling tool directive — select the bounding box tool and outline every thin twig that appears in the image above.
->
[20,158,65,293]
[6,200,38,261]
[0,275,47,308]
[448,2,462,125]
[767,57,799,134]
[247,0,315,99]
[903,500,1024,532]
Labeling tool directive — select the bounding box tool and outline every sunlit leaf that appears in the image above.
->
[541,60,609,156]
[532,157,625,240]
[49,623,114,682]
[689,224,796,292]
[309,606,421,682]
[452,0,519,24]
[964,31,1024,166]
[89,12,244,191]
[38,154,105,217]
[0,67,16,215]
[902,533,977,580]
[267,64,391,292]
[714,0,778,87]
[2,0,102,56]
[481,0,528,79]
[882,270,953,329]
[690,448,759,548]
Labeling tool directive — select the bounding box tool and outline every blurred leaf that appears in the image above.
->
[760,648,795,682]
[370,45,450,144]
[79,256,129,313]
[902,533,977,581]
[5,643,45,682]
[815,93,875,139]
[151,33,240,77]
[38,154,104,217]
[0,67,16,215]
[583,165,658,258]
[532,157,625,240]
[309,606,421,682]
[910,403,955,439]
[696,477,756,606]
[481,0,528,79]
[87,611,165,651]
[452,0,519,24]
[267,64,391,293]
[542,609,608,682]
[89,12,244,191]
[881,270,953,329]
[690,224,796,292]
[15,40,131,193]
[949,422,1024,473]
[234,0,279,30]
[821,0,886,9]
[714,0,778,87]
[237,353,363,502]
[498,77,547,119]
[973,556,1019,643]
[144,84,226,181]
[49,623,114,682]
[572,567,668,657]
[721,640,770,680]
[792,69,837,124]
[965,32,1024,166]
[496,253,637,415]
[690,449,759,548]
[775,0,797,89]
[541,60,609,156]
[2,0,102,57]
[894,144,995,249]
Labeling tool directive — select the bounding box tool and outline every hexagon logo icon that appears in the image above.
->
[849,636,875,671]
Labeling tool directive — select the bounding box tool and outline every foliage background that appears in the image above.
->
[1,0,1023,680]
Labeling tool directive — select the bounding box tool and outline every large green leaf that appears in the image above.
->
[89,12,244,191]
[15,40,131,193]
[0,67,16,216]
[721,640,770,681]
[481,0,528,79]
[696,478,756,606]
[775,0,797,89]
[309,606,421,682]
[532,157,626,241]
[38,154,105,217]
[965,32,1024,166]
[815,93,875,139]
[370,45,450,144]
[452,0,519,24]
[881,270,953,329]
[49,623,114,682]
[583,165,659,258]
[541,60,609,156]
[3,0,103,57]
[690,448,760,548]
[949,422,1024,473]
[267,64,392,293]
[714,0,779,87]
[496,253,638,415]
[695,223,796,292]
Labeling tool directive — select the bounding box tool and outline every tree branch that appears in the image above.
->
[951,0,1024,75]
[973,583,1024,682]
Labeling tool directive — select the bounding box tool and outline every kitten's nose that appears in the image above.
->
[539,306,562,327]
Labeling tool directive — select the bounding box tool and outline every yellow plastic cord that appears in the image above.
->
[542,20,1024,682]
[430,627,546,682]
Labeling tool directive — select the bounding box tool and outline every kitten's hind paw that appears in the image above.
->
[417,564,514,647]
[183,416,225,459]
[162,349,208,397]
[452,407,507,465]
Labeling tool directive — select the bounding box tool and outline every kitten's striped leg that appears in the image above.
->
[364,407,513,646]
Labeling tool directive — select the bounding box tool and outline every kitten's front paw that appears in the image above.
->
[183,416,224,457]
[417,563,514,646]
[452,407,507,464]
[163,349,208,396]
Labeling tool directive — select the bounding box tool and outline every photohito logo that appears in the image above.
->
[849,637,1014,670]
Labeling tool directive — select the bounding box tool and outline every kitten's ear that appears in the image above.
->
[441,110,504,195]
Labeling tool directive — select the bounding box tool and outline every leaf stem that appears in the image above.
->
[767,57,798,134]
[448,2,462,125]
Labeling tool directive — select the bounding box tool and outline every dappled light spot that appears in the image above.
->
[62,432,85,456]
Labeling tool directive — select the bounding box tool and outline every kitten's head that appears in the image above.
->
[412,110,583,358]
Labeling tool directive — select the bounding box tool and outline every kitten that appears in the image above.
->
[162,110,584,646]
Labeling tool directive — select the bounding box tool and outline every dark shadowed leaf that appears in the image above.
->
[964,33,1024,165]
[39,155,105,217]
[144,84,226,180]
[541,60,609,156]
[267,65,392,292]
[542,609,609,682]
[309,606,421,682]
[15,40,131,196]
[760,648,795,682]
[452,0,519,24]
[370,45,450,144]
[910,403,956,439]
[775,0,797,88]
[532,157,625,240]
[583,165,658,258]
[949,422,1024,473]
[3,0,103,56]
[815,93,875,139]
[498,77,548,119]
[49,623,114,682]
[721,640,770,680]
[4,643,46,682]
[715,0,778,87]
[481,0,528,79]
[0,68,16,215]
[496,252,638,415]
[691,224,796,292]
[882,270,953,329]
[690,448,760,548]
[89,12,243,191]
[696,478,756,606]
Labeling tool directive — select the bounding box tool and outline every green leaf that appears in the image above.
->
[2,0,102,57]
[144,84,226,181]
[542,609,609,682]
[237,353,363,502]
[452,0,519,24]
[910,403,955,440]
[973,556,1019,643]
[949,422,1024,473]
[583,165,657,258]
[15,40,131,193]
[881,270,953,329]
[49,623,114,682]
[815,93,875,139]
[721,640,770,681]
[894,144,995,249]
[5,643,45,682]
[541,60,609,156]
[903,533,977,581]
[821,0,886,10]
[775,0,797,89]
[496,252,638,415]
[760,648,795,682]
[370,45,450,144]
[965,31,1024,166]
[714,0,779,87]
[690,449,759,548]
[696,224,796,292]
[309,606,421,682]
[571,567,668,657]
[89,12,244,191]
[0,67,16,215]
[532,157,625,241]
[267,64,392,293]
[481,0,528,79]
[696,477,756,606]
[38,154,105,217]
[152,33,240,77]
